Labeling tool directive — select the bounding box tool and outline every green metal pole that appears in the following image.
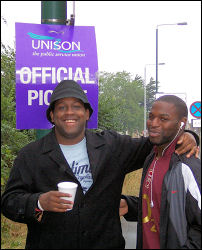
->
[36,1,67,140]
[41,1,67,25]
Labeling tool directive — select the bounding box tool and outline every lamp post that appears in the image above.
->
[155,22,187,93]
[144,63,165,136]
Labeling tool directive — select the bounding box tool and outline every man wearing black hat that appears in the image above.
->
[1,80,199,249]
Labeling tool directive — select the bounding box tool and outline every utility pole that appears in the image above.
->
[36,1,67,140]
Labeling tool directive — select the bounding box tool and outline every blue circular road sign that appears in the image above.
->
[190,101,201,119]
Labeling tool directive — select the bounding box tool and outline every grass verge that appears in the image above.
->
[1,214,27,249]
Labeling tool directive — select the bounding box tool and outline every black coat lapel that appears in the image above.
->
[48,149,78,181]
[41,129,106,183]
[85,130,105,182]
[42,129,78,181]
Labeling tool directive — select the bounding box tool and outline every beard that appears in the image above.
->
[57,123,85,139]
[54,119,87,145]
[150,135,171,146]
[149,130,178,146]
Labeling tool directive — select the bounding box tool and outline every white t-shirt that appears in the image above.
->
[59,137,93,194]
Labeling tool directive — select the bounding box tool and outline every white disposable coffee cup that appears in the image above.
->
[57,181,78,210]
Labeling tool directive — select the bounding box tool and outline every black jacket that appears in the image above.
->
[1,128,152,249]
[123,150,201,249]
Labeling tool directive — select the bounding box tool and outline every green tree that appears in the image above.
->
[1,43,35,191]
[146,77,156,114]
[98,71,145,135]
[98,71,126,131]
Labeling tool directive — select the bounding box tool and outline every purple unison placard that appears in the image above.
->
[15,22,98,129]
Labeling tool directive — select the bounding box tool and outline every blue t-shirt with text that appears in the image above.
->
[59,137,93,194]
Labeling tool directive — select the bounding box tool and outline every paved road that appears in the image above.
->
[121,217,137,249]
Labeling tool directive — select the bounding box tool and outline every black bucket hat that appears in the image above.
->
[46,80,93,124]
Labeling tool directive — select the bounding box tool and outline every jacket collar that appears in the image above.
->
[41,128,105,152]
[41,128,106,183]
[40,128,76,180]
[85,129,105,181]
[41,128,59,153]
